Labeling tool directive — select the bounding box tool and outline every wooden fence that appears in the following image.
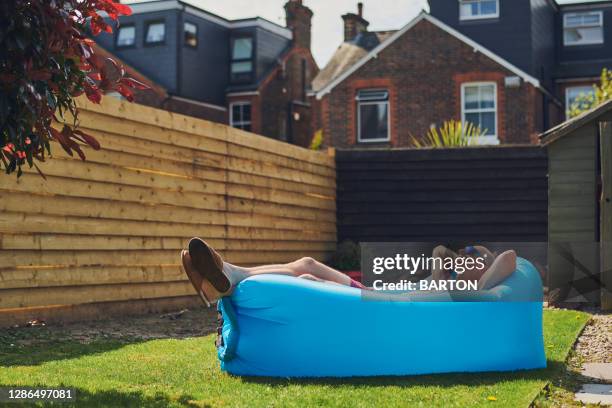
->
[0,97,336,326]
[336,146,548,243]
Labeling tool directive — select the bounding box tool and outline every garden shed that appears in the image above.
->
[540,99,612,310]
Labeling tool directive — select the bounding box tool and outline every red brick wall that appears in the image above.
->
[319,19,544,148]
[310,96,331,146]
[258,48,319,147]
[290,103,314,147]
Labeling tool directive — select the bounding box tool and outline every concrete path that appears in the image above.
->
[573,313,611,406]
[575,383,612,405]
[582,363,612,382]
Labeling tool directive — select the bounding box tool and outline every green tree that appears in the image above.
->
[568,68,612,118]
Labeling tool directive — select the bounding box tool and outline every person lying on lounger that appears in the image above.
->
[428,244,516,290]
[180,238,517,307]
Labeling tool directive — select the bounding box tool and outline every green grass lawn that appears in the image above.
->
[0,309,590,408]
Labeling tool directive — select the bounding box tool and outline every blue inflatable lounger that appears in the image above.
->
[216,257,546,377]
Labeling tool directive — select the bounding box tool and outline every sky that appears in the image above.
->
[125,0,429,67]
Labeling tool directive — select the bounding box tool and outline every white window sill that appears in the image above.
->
[460,14,499,21]
[563,41,604,47]
[357,138,391,143]
[474,136,500,145]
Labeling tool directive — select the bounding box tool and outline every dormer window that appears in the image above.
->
[231,37,254,83]
[459,0,499,21]
[564,11,603,46]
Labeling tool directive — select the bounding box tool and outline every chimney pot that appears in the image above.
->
[341,3,369,42]
[285,0,313,49]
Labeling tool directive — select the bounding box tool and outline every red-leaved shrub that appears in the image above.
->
[0,0,147,177]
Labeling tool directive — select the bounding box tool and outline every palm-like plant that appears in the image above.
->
[410,120,486,148]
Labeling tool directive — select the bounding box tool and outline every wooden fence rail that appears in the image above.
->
[0,97,336,325]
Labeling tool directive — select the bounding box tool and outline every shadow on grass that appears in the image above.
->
[236,360,567,388]
[1,384,204,408]
[0,339,148,367]
[3,335,570,390]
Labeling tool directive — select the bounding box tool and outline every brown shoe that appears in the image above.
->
[188,238,231,294]
[180,250,223,307]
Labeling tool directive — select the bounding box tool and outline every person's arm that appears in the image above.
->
[431,245,459,281]
[477,250,517,290]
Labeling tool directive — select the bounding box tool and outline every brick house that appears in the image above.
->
[429,0,612,121]
[312,0,612,147]
[95,0,318,146]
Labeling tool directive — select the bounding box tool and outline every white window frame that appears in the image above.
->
[461,82,499,145]
[145,21,166,45]
[459,0,500,21]
[230,36,254,82]
[565,85,596,115]
[563,11,604,46]
[356,89,391,143]
[229,101,252,130]
[116,24,136,48]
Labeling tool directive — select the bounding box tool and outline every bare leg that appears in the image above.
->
[242,264,295,273]
[184,238,357,307]
[297,273,342,286]
[225,257,353,286]
[267,257,352,285]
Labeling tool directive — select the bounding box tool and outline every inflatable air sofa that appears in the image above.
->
[216,257,545,377]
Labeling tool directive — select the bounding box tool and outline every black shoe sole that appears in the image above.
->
[188,238,231,293]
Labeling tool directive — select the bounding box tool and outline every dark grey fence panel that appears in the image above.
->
[336,146,548,243]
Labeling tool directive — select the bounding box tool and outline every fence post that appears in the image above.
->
[600,122,612,311]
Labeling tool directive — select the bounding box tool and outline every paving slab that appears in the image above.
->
[582,363,612,382]
[575,383,612,405]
